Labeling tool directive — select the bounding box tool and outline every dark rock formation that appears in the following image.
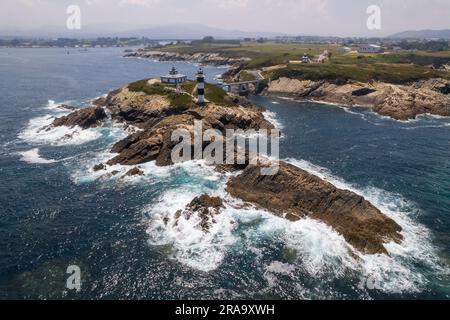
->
[227,162,403,254]
[58,104,79,111]
[436,83,450,95]
[52,106,107,129]
[352,88,376,96]
[174,195,225,232]
[124,167,145,177]
[107,127,174,166]
[93,163,106,171]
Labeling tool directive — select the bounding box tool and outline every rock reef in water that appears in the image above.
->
[266,77,450,120]
[52,106,107,129]
[50,78,404,256]
[171,195,225,232]
[227,162,403,254]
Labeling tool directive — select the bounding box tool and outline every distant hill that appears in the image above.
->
[389,29,450,39]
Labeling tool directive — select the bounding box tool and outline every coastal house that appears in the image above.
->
[339,47,352,54]
[358,44,383,54]
[161,67,187,85]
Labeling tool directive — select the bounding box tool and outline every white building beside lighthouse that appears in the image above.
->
[161,67,187,86]
[196,68,205,104]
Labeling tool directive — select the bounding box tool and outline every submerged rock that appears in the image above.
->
[124,167,145,177]
[226,162,403,255]
[93,163,106,172]
[52,106,107,129]
[174,195,225,232]
[57,104,79,111]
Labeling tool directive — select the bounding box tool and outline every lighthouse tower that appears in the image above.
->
[196,67,205,105]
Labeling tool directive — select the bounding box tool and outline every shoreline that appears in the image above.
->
[124,49,249,67]
[264,77,450,121]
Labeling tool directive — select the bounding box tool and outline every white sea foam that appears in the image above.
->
[143,163,236,272]
[44,99,75,114]
[128,155,446,295]
[284,158,446,293]
[46,100,61,110]
[19,115,101,146]
[263,110,284,130]
[71,151,174,185]
[18,148,57,164]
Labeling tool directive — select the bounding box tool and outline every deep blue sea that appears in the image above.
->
[0,47,449,299]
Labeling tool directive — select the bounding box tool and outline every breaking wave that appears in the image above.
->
[18,115,101,146]
[18,148,57,164]
[134,154,446,295]
[284,158,448,293]
[263,110,284,130]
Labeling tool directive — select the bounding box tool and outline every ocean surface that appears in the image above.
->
[0,47,449,299]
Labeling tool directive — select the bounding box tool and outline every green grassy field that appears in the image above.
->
[128,79,233,107]
[156,42,450,84]
[157,42,339,68]
[268,63,450,84]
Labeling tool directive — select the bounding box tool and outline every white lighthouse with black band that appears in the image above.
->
[196,67,205,105]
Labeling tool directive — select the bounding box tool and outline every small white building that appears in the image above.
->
[339,47,352,54]
[358,44,383,54]
[161,67,187,85]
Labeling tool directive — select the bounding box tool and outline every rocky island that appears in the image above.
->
[44,77,404,255]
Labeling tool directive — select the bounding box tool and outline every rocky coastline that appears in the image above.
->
[124,49,250,67]
[45,78,404,255]
[265,77,450,121]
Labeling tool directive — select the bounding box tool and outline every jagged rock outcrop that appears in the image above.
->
[227,162,403,254]
[52,106,107,129]
[267,77,450,120]
[93,163,106,172]
[171,195,225,232]
[123,167,145,177]
[104,83,274,167]
[107,126,178,166]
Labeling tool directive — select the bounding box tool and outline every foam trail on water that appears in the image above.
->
[142,162,235,272]
[18,148,57,164]
[19,115,101,146]
[284,158,447,293]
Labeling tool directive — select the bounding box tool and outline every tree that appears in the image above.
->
[202,36,215,43]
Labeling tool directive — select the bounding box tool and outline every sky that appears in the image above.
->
[1,0,449,37]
